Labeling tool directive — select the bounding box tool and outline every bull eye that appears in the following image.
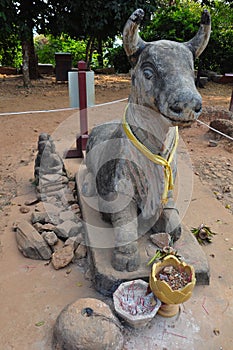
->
[143,68,153,80]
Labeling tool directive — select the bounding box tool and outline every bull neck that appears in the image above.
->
[122,104,179,203]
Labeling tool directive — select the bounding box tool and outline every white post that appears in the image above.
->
[68,71,95,108]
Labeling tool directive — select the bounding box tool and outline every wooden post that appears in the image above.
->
[230,90,233,112]
[65,61,89,158]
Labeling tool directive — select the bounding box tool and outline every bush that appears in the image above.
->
[34,34,87,67]
[107,45,130,73]
[141,0,233,74]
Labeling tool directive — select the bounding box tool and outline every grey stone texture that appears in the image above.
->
[16,221,52,260]
[210,118,233,138]
[55,220,82,239]
[83,9,211,272]
[53,298,124,350]
[41,231,58,246]
[77,168,210,296]
[15,132,86,271]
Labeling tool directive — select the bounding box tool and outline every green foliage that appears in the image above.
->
[34,34,87,67]
[107,45,130,73]
[141,0,233,74]
[142,1,202,42]
[203,1,233,73]
[0,35,22,67]
[0,0,232,74]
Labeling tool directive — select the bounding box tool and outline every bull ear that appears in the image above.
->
[123,8,146,67]
[185,9,211,58]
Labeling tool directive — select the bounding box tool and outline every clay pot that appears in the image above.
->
[149,255,196,317]
[113,279,161,328]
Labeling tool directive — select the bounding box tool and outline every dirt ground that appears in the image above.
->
[0,75,232,224]
[0,74,232,349]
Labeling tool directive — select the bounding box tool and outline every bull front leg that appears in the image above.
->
[152,192,181,243]
[111,201,140,272]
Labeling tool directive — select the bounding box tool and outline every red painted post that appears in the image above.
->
[65,61,89,158]
[230,90,233,112]
[78,61,88,135]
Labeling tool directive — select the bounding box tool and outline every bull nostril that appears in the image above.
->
[194,105,202,114]
[170,105,183,114]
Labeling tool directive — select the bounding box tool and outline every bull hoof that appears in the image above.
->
[112,250,140,272]
[152,207,181,242]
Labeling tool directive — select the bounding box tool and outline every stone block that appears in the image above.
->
[64,234,83,250]
[31,211,60,225]
[53,298,123,350]
[76,168,210,296]
[55,220,82,239]
[41,231,58,246]
[16,221,52,260]
[51,245,74,270]
[74,244,87,260]
[59,210,77,223]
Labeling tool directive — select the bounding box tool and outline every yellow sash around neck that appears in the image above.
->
[122,106,179,204]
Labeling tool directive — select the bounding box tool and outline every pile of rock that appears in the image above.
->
[201,106,233,123]
[15,133,87,270]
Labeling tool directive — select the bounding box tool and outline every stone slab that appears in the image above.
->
[76,167,209,297]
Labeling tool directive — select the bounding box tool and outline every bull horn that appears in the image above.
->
[185,9,211,58]
[123,8,146,66]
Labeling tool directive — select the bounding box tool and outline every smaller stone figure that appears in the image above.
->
[34,133,67,185]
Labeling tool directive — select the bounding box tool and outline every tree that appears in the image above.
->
[141,0,233,74]
[203,0,233,73]
[0,0,73,86]
[61,0,159,67]
[0,0,19,67]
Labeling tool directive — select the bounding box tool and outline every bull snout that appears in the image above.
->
[166,89,202,124]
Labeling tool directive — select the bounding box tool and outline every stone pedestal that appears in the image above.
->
[76,167,210,297]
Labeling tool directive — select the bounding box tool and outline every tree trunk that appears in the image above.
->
[85,37,93,67]
[29,32,39,79]
[22,40,31,88]
[97,38,103,68]
[20,0,39,84]
[88,37,95,66]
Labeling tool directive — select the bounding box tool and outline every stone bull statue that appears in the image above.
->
[83,9,211,272]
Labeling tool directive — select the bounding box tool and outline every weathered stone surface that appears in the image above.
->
[150,232,171,249]
[34,133,67,185]
[52,239,64,252]
[33,222,43,232]
[40,223,57,232]
[16,221,52,260]
[201,106,233,121]
[41,231,58,246]
[64,234,83,250]
[62,192,77,205]
[34,202,46,212]
[19,205,30,214]
[31,211,60,225]
[69,203,81,214]
[37,182,66,194]
[53,298,123,350]
[59,210,77,223]
[40,174,68,184]
[208,139,218,147]
[73,244,87,260]
[38,189,65,201]
[77,165,210,295]
[210,119,233,137]
[51,245,74,270]
[24,198,39,206]
[55,220,81,239]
